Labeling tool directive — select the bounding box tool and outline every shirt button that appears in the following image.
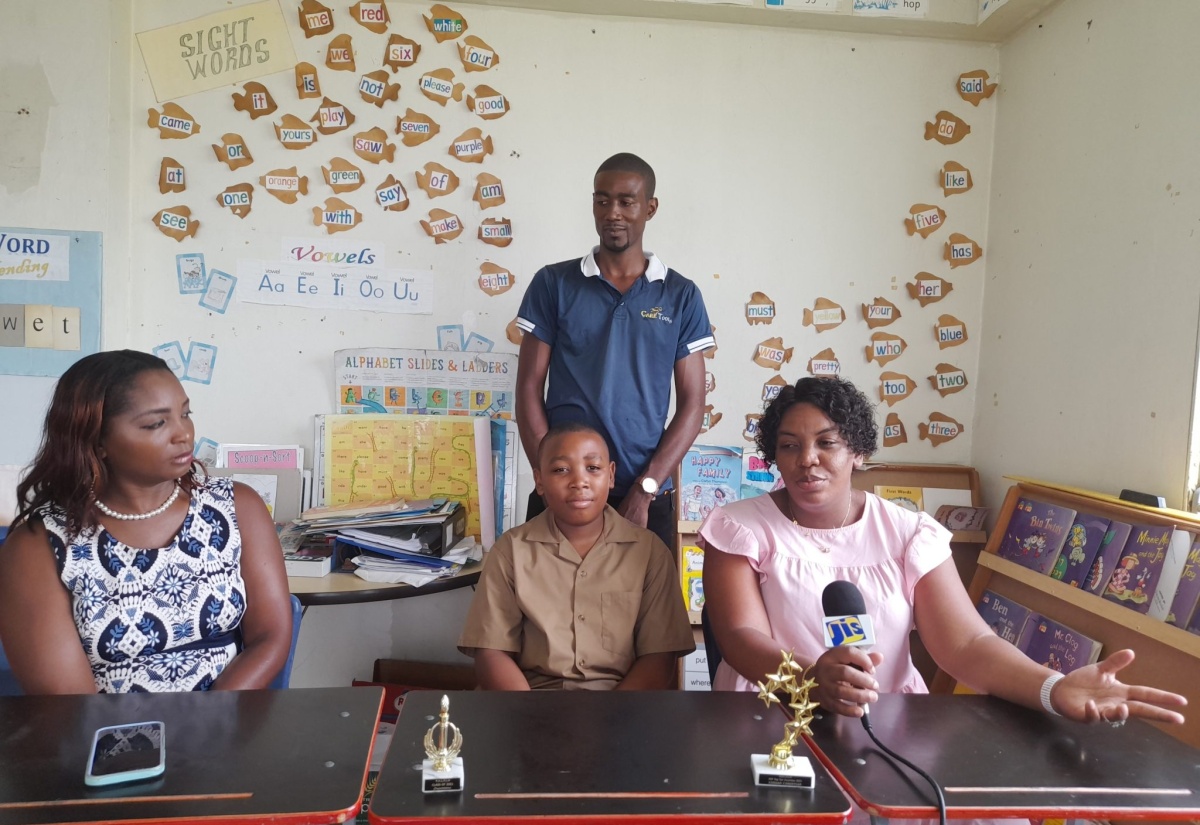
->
[578,614,585,621]
[579,570,587,577]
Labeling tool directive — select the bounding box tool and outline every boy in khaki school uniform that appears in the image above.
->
[458,422,694,690]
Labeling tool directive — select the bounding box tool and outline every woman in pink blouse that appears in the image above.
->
[700,376,1185,726]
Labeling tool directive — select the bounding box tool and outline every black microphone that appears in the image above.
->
[821,580,876,722]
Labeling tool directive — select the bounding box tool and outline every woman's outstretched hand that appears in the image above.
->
[1051,649,1186,725]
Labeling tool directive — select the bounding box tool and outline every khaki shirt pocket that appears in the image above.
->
[600,590,639,667]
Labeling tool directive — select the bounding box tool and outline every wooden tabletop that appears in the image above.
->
[370,689,852,824]
[805,693,1200,821]
[289,561,482,606]
[0,686,383,825]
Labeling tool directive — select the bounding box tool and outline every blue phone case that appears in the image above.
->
[84,721,166,787]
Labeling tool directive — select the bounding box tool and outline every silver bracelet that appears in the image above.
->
[1040,672,1065,716]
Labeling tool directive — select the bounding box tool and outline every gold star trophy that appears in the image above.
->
[750,650,818,789]
[421,694,465,793]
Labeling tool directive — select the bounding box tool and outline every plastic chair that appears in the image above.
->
[700,604,722,685]
[268,594,304,690]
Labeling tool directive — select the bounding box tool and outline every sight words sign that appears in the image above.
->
[136,0,296,102]
[237,260,433,314]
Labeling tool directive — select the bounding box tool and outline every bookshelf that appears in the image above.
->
[943,478,1200,748]
[675,462,987,690]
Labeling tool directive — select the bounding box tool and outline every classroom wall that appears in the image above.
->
[6,0,1000,684]
[973,0,1200,512]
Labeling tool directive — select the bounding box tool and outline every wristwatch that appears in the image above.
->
[640,476,659,497]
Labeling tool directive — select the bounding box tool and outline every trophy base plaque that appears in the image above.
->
[751,753,814,789]
[421,757,465,793]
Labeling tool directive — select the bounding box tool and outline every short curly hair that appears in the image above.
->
[756,376,878,466]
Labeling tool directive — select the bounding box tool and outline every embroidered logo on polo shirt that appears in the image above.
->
[640,306,673,324]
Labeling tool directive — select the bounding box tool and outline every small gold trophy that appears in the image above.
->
[750,650,818,789]
[421,694,465,793]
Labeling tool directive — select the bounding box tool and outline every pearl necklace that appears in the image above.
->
[93,482,181,521]
[787,490,855,554]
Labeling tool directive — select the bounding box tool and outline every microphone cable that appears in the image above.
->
[859,712,947,825]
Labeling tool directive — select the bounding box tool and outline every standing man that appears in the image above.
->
[515,153,714,550]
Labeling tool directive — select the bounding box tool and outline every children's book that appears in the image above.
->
[1102,524,1173,614]
[1167,537,1200,628]
[680,545,704,614]
[740,453,783,500]
[875,486,923,514]
[1149,529,1194,621]
[975,590,1031,645]
[680,445,742,522]
[1083,520,1131,595]
[1052,514,1111,587]
[1016,614,1102,674]
[996,498,1076,576]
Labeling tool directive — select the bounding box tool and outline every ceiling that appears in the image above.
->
[453,0,1061,43]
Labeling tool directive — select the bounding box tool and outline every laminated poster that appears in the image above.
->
[239,259,430,315]
[919,413,965,447]
[384,34,421,71]
[477,263,515,296]
[231,82,277,119]
[807,347,840,377]
[458,36,499,72]
[311,97,355,136]
[958,70,997,106]
[941,161,973,197]
[259,167,308,204]
[148,103,199,139]
[865,331,906,367]
[745,291,775,325]
[424,4,468,42]
[924,111,971,145]
[335,347,515,419]
[325,34,356,72]
[906,273,953,306]
[861,297,900,328]
[944,233,983,268]
[934,314,968,349]
[419,69,465,107]
[928,363,968,397]
[802,298,844,332]
[396,108,440,146]
[882,413,907,447]
[752,337,793,371]
[878,371,915,407]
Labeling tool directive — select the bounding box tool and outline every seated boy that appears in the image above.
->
[458,422,694,690]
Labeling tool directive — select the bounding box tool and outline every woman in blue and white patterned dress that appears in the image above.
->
[0,350,292,693]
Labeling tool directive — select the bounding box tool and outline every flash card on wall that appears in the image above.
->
[184,342,218,384]
[176,253,206,294]
[153,341,187,378]
[199,270,237,314]
[437,324,465,350]
[464,331,494,352]
[194,436,219,467]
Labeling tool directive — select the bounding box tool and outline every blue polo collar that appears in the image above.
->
[580,246,667,283]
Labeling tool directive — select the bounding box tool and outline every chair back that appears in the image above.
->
[268,594,304,690]
[0,637,22,696]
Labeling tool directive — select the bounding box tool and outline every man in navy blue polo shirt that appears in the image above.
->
[515,153,714,549]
